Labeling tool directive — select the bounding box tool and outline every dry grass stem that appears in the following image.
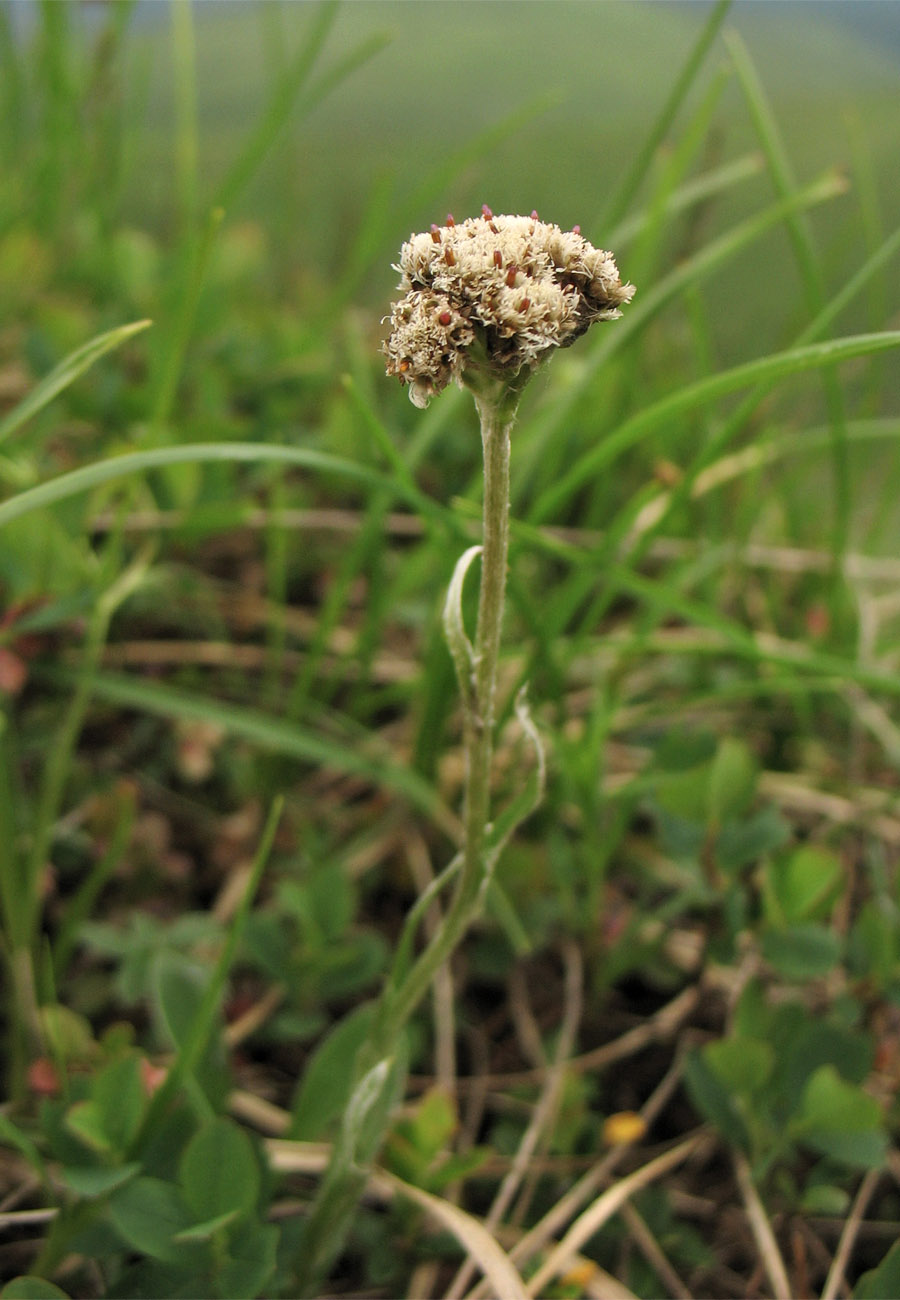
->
[423,983,698,1094]
[820,1168,882,1300]
[620,1200,695,1300]
[446,942,583,1300]
[733,1150,792,1300]
[508,964,550,1070]
[523,1134,704,1297]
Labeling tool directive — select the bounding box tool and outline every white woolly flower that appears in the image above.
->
[384,207,635,407]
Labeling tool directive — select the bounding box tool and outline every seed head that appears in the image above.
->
[383,210,635,408]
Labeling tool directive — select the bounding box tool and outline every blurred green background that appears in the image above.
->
[103,1,900,357]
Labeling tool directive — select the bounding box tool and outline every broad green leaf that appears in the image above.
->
[796,1065,882,1132]
[847,899,899,987]
[38,1004,95,1061]
[799,1183,850,1215]
[64,1101,114,1155]
[764,845,842,925]
[777,1020,874,1100]
[150,953,229,1111]
[179,1117,259,1224]
[708,738,758,824]
[792,1066,887,1169]
[761,923,842,981]
[173,1210,239,1243]
[217,1220,279,1300]
[92,1054,146,1152]
[799,1127,887,1170]
[855,1240,900,1299]
[385,1087,459,1185]
[683,1048,751,1152]
[704,1036,774,1096]
[290,1003,376,1141]
[62,1163,141,1198]
[652,764,710,825]
[107,1176,195,1264]
[716,805,790,874]
[1,1281,70,1299]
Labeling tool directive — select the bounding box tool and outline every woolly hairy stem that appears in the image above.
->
[296,390,515,1295]
[377,392,513,1038]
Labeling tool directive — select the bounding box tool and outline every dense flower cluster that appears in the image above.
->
[384,207,634,407]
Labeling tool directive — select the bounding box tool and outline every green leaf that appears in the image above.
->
[92,1054,146,1152]
[855,1240,900,1299]
[173,1210,240,1243]
[179,1117,260,1224]
[386,1087,459,1185]
[61,1163,141,1198]
[0,320,151,446]
[761,923,842,980]
[683,1048,751,1151]
[64,1101,115,1155]
[799,1183,850,1215]
[107,1176,195,1263]
[46,668,450,833]
[533,330,900,523]
[764,845,842,925]
[217,1220,279,1300]
[792,1066,887,1169]
[0,1113,48,1182]
[289,1003,376,1140]
[1,1281,70,1299]
[151,953,229,1111]
[777,1020,873,1098]
[0,442,418,531]
[716,805,790,874]
[847,899,899,987]
[343,1049,407,1170]
[704,1036,774,1097]
[652,764,710,825]
[708,737,758,824]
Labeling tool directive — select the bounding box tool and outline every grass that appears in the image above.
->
[1,0,900,1296]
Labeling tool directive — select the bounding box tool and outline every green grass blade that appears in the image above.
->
[514,169,845,502]
[607,563,900,701]
[614,224,900,559]
[725,30,823,303]
[726,29,850,565]
[0,320,152,446]
[610,152,764,249]
[171,0,198,233]
[150,205,224,433]
[0,441,436,529]
[531,330,900,525]
[40,667,455,835]
[213,1,364,213]
[597,0,732,233]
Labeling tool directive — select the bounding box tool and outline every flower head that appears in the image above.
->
[384,208,635,407]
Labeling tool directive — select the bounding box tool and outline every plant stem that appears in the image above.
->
[296,389,517,1294]
[374,391,514,1043]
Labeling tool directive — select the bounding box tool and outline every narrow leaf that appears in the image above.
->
[0,321,151,446]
